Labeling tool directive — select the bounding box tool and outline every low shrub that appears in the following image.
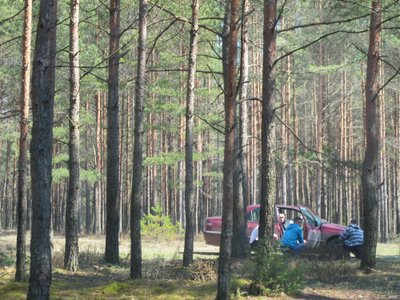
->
[249,241,304,297]
[141,205,184,241]
[0,251,14,267]
[0,244,15,267]
[303,259,355,283]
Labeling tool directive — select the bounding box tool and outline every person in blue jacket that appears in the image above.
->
[281,216,305,253]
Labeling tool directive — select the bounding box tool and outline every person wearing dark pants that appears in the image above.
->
[340,219,364,259]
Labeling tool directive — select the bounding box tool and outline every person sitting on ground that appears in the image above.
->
[249,225,259,248]
[280,216,305,254]
[249,225,279,249]
[340,219,363,259]
[279,213,286,231]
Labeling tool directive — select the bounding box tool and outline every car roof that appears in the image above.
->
[246,204,305,213]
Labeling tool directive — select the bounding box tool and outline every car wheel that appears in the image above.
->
[326,238,349,260]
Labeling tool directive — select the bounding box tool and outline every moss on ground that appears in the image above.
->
[0,234,399,299]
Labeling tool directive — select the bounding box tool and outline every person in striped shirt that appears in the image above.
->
[340,219,364,259]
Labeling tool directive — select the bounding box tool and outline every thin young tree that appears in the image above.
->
[93,92,102,234]
[232,0,250,259]
[216,0,240,298]
[258,0,277,247]
[28,0,58,297]
[130,0,148,279]
[65,0,81,272]
[361,0,381,270]
[105,0,121,264]
[183,0,199,267]
[15,0,32,282]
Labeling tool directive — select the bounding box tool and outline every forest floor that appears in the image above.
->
[0,232,399,299]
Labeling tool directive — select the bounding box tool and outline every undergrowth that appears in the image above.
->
[248,241,304,297]
[303,259,355,283]
[141,204,184,241]
[0,244,14,267]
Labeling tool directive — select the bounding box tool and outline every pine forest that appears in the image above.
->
[0,0,400,298]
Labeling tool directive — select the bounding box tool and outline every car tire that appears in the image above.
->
[326,238,349,260]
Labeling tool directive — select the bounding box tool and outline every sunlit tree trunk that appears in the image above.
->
[15,0,32,282]
[131,0,147,279]
[183,0,199,267]
[65,0,81,272]
[378,57,388,242]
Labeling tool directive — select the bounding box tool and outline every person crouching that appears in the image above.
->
[340,219,364,259]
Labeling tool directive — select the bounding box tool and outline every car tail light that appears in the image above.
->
[205,222,213,230]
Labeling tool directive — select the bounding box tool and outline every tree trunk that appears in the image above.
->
[361,0,381,271]
[183,0,199,267]
[84,100,91,234]
[93,92,102,234]
[217,0,239,298]
[28,0,58,297]
[232,0,250,259]
[15,0,32,282]
[258,0,277,247]
[105,0,121,265]
[378,57,388,242]
[130,0,147,279]
[65,0,81,272]
[292,78,299,205]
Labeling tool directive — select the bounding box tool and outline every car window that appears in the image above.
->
[278,208,302,225]
[300,207,320,226]
[247,207,260,222]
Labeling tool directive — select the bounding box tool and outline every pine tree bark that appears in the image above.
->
[183,0,199,267]
[130,0,147,279]
[65,0,81,272]
[378,59,388,242]
[15,0,32,282]
[258,0,277,247]
[232,0,250,259]
[93,93,102,234]
[361,0,381,270]
[217,0,239,298]
[292,59,299,205]
[84,100,91,234]
[28,0,58,297]
[105,0,121,265]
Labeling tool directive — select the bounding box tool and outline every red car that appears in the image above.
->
[203,204,347,256]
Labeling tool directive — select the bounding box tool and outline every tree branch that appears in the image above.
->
[274,29,367,67]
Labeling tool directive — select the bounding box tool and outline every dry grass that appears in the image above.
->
[0,232,399,299]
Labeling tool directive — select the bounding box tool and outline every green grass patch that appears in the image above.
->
[51,279,216,300]
[377,243,400,257]
[1,234,400,299]
[0,281,27,300]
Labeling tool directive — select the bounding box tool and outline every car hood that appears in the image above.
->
[321,222,346,234]
[206,216,222,222]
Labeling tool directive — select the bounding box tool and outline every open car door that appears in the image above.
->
[299,206,321,248]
